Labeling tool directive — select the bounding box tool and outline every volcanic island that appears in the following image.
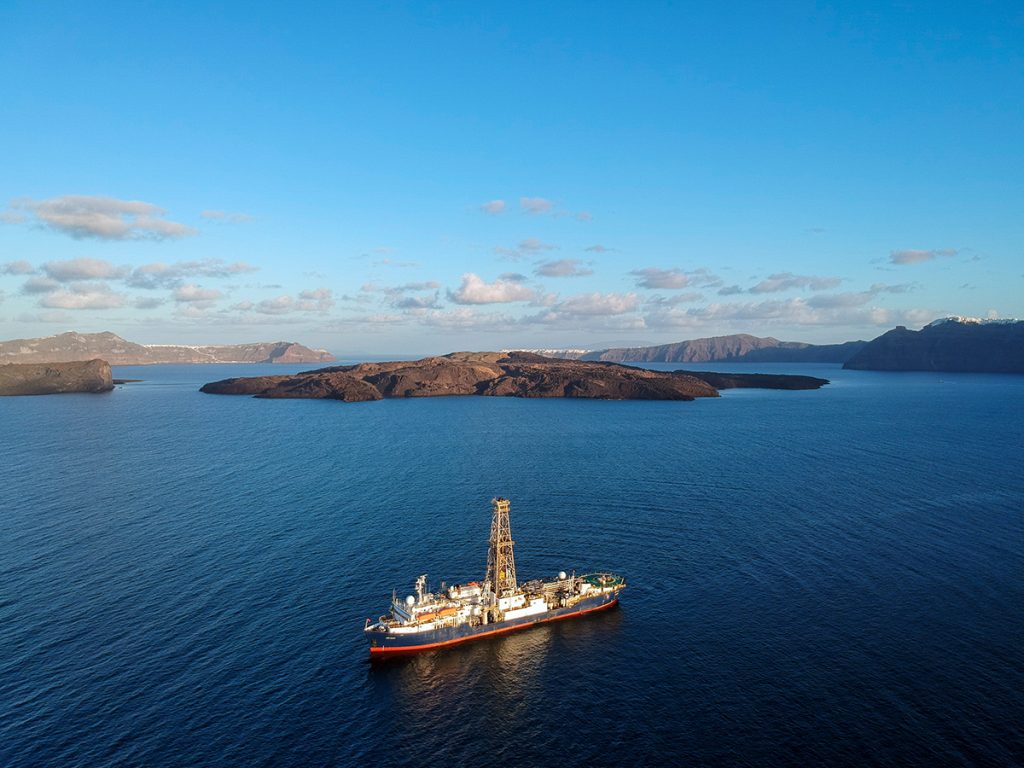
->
[199,351,828,402]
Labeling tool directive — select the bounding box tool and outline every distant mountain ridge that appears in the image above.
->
[843,317,1024,372]
[519,334,866,363]
[0,331,335,365]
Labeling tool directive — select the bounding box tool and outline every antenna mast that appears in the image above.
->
[485,497,517,596]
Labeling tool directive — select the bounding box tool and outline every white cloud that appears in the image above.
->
[393,294,441,309]
[585,244,613,253]
[411,307,518,331]
[645,292,705,306]
[21,276,61,294]
[805,291,879,308]
[411,290,647,332]
[526,304,646,330]
[530,291,559,308]
[14,195,196,240]
[127,259,258,289]
[494,239,557,261]
[1,260,35,275]
[631,267,721,290]
[889,248,958,265]
[806,283,915,308]
[362,280,438,296]
[632,268,690,289]
[480,200,506,215]
[873,282,915,294]
[534,258,593,278]
[361,281,442,309]
[448,273,538,304]
[393,281,442,292]
[134,296,166,309]
[321,312,411,332]
[520,197,554,215]
[43,257,130,282]
[749,272,843,293]
[297,287,336,312]
[644,296,934,331]
[358,313,406,326]
[229,288,336,315]
[519,238,556,253]
[173,284,224,308]
[39,282,127,310]
[175,304,210,319]
[557,292,639,316]
[251,296,295,315]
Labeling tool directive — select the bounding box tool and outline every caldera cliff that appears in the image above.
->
[577,334,866,363]
[843,318,1024,373]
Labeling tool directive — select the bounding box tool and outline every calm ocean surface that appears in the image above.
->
[1,362,1022,767]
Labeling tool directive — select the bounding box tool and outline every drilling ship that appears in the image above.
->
[364,497,625,655]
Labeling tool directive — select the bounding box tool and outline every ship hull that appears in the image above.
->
[367,591,619,655]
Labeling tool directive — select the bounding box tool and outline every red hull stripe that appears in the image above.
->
[369,597,618,654]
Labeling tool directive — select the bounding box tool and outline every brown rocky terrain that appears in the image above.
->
[0,359,114,396]
[0,331,335,365]
[200,351,828,402]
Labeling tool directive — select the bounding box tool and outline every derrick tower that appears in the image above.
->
[485,497,517,597]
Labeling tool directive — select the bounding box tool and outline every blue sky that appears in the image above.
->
[0,1,1021,355]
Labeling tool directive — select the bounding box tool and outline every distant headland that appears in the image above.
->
[842,317,1024,373]
[200,351,829,403]
[0,331,335,366]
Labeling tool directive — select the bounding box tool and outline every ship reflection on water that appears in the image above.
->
[365,607,624,758]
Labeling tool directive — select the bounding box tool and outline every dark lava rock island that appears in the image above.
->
[200,351,828,402]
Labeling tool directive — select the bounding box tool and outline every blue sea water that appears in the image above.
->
[1,362,1022,767]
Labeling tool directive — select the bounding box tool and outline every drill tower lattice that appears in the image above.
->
[485,497,517,597]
